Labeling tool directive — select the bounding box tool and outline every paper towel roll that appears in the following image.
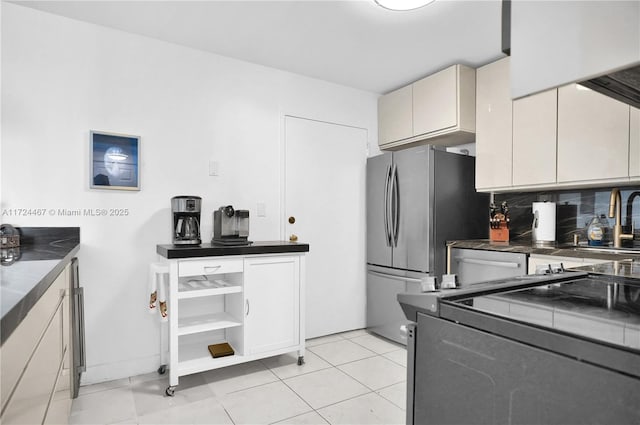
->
[532,202,556,243]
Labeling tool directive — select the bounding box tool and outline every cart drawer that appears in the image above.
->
[178,258,243,277]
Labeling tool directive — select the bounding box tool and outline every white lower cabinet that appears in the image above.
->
[1,265,71,425]
[167,253,305,395]
[244,256,300,355]
[528,254,610,274]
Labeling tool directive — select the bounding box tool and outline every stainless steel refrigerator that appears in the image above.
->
[366,145,488,344]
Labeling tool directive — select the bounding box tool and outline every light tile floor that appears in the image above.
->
[70,330,407,425]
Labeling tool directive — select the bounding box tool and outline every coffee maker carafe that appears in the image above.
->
[172,196,202,245]
[212,205,251,246]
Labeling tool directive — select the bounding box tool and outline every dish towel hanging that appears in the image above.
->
[148,263,168,322]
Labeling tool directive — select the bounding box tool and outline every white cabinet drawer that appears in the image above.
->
[178,258,243,277]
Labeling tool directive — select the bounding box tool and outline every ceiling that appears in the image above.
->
[12,0,506,94]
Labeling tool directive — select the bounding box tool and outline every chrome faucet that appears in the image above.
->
[609,188,634,248]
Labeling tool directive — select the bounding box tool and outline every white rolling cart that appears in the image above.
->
[157,244,308,397]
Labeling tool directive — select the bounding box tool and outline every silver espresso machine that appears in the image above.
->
[212,205,251,246]
[171,196,202,245]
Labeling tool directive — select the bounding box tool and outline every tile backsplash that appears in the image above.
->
[494,186,640,245]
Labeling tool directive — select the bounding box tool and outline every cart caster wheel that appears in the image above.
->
[297,356,305,366]
[157,365,167,375]
[165,386,175,397]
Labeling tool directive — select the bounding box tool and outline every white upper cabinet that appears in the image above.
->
[557,84,630,183]
[512,89,558,187]
[413,66,457,135]
[630,107,640,177]
[378,64,475,150]
[475,57,639,192]
[378,85,412,146]
[475,57,512,191]
[511,1,640,99]
[413,65,475,137]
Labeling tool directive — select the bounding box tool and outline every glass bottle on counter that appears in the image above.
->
[586,215,609,246]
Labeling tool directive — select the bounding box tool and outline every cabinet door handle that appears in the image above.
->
[78,287,86,372]
[245,299,250,316]
[454,257,521,269]
[204,266,221,272]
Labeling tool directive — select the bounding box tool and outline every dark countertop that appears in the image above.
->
[572,260,640,280]
[1,227,80,345]
[157,240,309,259]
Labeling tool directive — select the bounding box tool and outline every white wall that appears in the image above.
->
[1,3,378,384]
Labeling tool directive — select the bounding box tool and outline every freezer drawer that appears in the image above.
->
[366,266,423,345]
[449,248,527,285]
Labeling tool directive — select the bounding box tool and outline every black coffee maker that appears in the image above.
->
[171,196,202,245]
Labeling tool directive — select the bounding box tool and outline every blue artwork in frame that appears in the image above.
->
[90,131,140,191]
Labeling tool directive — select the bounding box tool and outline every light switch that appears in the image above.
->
[209,160,219,176]
[257,202,266,217]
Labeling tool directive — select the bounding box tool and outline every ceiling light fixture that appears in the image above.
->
[105,147,128,161]
[374,0,436,11]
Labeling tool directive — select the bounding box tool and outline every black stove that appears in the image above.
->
[399,269,640,425]
[448,274,640,351]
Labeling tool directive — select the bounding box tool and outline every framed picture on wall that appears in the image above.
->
[90,130,140,191]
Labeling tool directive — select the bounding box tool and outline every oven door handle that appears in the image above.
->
[454,257,522,269]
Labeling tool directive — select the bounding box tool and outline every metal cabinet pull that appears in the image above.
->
[204,265,221,272]
[78,287,86,372]
[245,299,250,316]
[454,257,521,269]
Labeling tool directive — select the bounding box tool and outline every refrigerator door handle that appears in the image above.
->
[384,164,393,247]
[368,270,425,284]
[391,163,400,246]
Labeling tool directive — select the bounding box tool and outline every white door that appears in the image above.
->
[284,116,368,339]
